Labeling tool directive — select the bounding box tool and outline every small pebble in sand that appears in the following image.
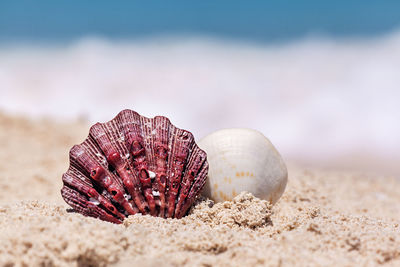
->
[198,128,287,204]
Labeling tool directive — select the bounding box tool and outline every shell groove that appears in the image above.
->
[61,109,208,223]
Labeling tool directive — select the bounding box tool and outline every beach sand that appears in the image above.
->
[0,112,399,267]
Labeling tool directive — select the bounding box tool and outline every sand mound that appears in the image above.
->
[1,191,400,266]
[0,193,272,267]
[1,112,400,266]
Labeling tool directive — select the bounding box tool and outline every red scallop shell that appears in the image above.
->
[61,109,208,223]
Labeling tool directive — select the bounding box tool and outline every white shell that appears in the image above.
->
[198,128,287,204]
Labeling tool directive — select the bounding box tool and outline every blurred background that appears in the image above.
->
[0,1,399,176]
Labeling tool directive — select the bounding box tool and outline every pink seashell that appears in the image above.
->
[61,109,208,223]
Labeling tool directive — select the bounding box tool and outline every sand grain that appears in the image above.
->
[0,112,399,266]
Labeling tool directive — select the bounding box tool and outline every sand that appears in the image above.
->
[0,112,399,267]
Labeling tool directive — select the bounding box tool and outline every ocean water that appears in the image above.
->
[1,32,399,175]
[1,1,400,42]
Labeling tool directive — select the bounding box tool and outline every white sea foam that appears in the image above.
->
[1,33,399,171]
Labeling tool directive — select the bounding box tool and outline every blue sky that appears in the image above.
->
[1,1,400,43]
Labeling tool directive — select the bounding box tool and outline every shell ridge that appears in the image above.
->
[174,145,204,217]
[120,111,154,215]
[165,129,194,218]
[165,125,178,218]
[64,166,92,186]
[153,116,171,217]
[116,111,150,214]
[61,109,209,223]
[175,149,208,218]
[137,115,157,215]
[172,134,197,217]
[89,121,140,215]
[62,172,126,220]
[147,117,160,212]
[68,141,136,216]
[178,159,209,218]
[61,182,122,224]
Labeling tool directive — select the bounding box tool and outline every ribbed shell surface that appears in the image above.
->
[61,109,208,223]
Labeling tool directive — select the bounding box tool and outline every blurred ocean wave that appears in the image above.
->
[0,32,399,174]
